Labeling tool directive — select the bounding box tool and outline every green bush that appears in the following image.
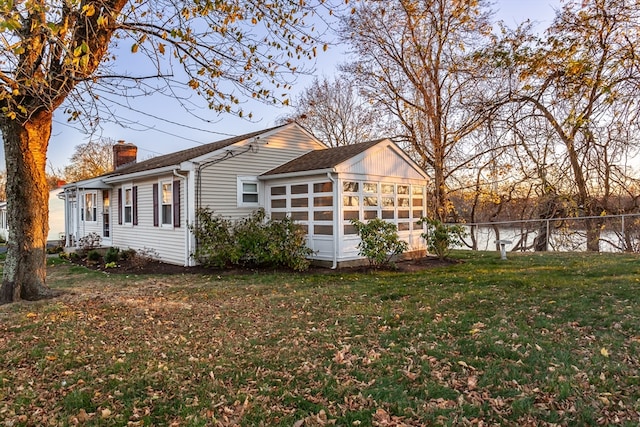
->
[350,217,408,268]
[191,208,313,271]
[419,217,467,260]
[191,208,235,268]
[104,247,120,263]
[87,250,101,262]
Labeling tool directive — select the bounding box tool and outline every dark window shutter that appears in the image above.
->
[132,186,138,225]
[118,188,122,225]
[173,180,180,228]
[153,183,159,227]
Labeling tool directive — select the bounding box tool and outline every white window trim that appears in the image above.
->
[159,179,173,228]
[123,185,133,225]
[83,191,97,223]
[237,176,260,208]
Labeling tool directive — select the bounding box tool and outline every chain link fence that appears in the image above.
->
[455,213,640,253]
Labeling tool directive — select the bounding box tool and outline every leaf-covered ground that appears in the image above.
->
[1,252,640,426]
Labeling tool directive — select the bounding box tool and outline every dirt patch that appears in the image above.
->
[70,255,460,276]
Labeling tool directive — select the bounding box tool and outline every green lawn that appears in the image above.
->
[1,251,639,426]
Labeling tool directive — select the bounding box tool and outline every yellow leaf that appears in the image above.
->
[158,43,165,55]
[46,355,57,361]
[600,348,609,357]
[82,4,95,17]
[131,43,138,53]
[26,312,37,318]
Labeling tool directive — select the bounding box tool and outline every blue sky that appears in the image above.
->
[5,0,564,173]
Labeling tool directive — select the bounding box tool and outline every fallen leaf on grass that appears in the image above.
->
[600,348,610,358]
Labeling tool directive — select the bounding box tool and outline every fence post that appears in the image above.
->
[546,219,550,251]
[622,214,625,252]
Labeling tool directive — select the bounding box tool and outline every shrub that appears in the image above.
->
[104,247,120,263]
[191,208,313,271]
[87,250,101,262]
[190,208,235,268]
[78,232,101,251]
[419,217,467,260]
[350,218,408,268]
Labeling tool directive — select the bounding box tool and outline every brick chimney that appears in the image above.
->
[113,140,137,169]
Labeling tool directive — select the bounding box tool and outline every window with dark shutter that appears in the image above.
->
[118,188,123,225]
[173,180,180,228]
[132,186,138,225]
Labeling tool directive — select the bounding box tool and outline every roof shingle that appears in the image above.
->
[106,125,287,177]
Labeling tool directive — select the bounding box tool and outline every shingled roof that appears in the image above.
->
[262,138,386,176]
[107,125,287,177]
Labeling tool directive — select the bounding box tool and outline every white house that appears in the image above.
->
[62,123,429,267]
[0,187,66,243]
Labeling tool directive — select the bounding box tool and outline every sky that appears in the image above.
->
[2,0,564,173]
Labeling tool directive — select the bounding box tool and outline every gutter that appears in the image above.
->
[259,168,336,181]
[103,165,178,183]
[172,168,191,267]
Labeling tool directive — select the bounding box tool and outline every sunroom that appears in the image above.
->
[260,139,429,267]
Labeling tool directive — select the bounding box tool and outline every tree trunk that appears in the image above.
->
[0,110,54,303]
[585,217,602,252]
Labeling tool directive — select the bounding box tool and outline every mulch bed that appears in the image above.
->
[70,255,459,276]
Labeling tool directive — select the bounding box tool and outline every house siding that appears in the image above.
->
[198,127,323,218]
[111,175,186,265]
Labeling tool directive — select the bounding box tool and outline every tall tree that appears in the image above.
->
[490,0,640,251]
[278,76,383,147]
[63,138,114,182]
[341,0,493,220]
[0,0,339,303]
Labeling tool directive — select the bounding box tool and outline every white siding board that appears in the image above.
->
[337,146,426,180]
[111,176,187,265]
[198,131,320,218]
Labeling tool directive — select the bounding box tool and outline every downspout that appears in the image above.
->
[327,171,338,269]
[173,169,190,266]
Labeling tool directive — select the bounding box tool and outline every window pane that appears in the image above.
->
[291,198,308,207]
[271,212,286,220]
[162,204,172,224]
[382,210,394,219]
[314,196,333,207]
[398,210,410,219]
[243,182,258,193]
[398,197,409,207]
[382,197,394,207]
[363,182,377,193]
[314,225,333,235]
[162,183,172,204]
[291,184,308,194]
[364,196,378,207]
[398,222,410,231]
[412,209,424,219]
[291,211,308,220]
[271,199,286,209]
[363,211,377,219]
[397,185,409,195]
[381,184,394,194]
[343,196,359,207]
[412,186,424,195]
[243,193,259,203]
[271,186,286,196]
[344,225,357,235]
[313,182,332,193]
[343,210,359,220]
[314,211,333,221]
[412,198,423,207]
[124,206,132,223]
[125,188,132,205]
[343,181,358,192]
